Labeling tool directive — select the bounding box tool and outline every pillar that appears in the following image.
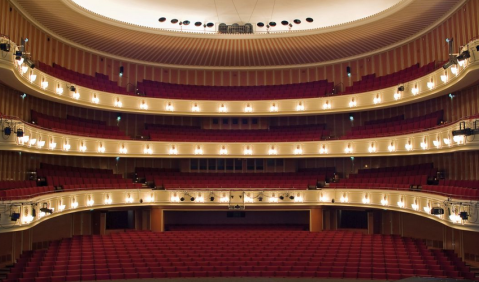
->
[151,207,164,232]
[310,207,323,232]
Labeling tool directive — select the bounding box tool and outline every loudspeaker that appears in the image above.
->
[431,207,444,215]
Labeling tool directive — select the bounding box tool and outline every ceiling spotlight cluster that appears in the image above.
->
[257,18,313,28]
[159,17,215,28]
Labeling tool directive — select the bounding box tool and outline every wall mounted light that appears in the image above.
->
[140,100,148,110]
[381,195,388,206]
[192,103,200,112]
[86,195,94,206]
[98,143,105,153]
[294,145,302,155]
[79,142,87,152]
[420,137,428,150]
[340,193,348,203]
[195,145,203,155]
[319,144,328,154]
[270,103,278,112]
[114,97,122,108]
[244,103,253,112]
[144,145,152,154]
[125,193,133,203]
[388,142,396,152]
[169,145,178,155]
[405,140,413,151]
[373,94,381,104]
[105,194,113,205]
[63,141,70,151]
[219,145,228,155]
[411,199,419,210]
[368,143,376,153]
[323,100,331,110]
[119,144,127,154]
[219,103,227,113]
[349,97,357,108]
[244,145,252,155]
[296,101,304,111]
[166,102,174,111]
[344,143,353,154]
[92,93,99,104]
[268,145,277,155]
[56,84,63,95]
[427,79,434,90]
[397,197,405,208]
[72,90,80,100]
[411,84,419,95]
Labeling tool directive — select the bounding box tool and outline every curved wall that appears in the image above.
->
[0,0,478,87]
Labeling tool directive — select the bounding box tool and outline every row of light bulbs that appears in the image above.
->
[18,134,466,155]
[18,57,467,114]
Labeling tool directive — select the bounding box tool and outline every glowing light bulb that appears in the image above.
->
[244,194,254,203]
[192,103,200,112]
[56,85,64,95]
[405,141,412,151]
[115,98,122,107]
[244,104,252,112]
[344,144,352,154]
[294,145,302,155]
[453,135,464,144]
[92,94,99,104]
[41,80,49,89]
[373,95,381,104]
[219,104,227,113]
[195,146,203,155]
[219,146,228,155]
[166,102,174,111]
[349,98,356,108]
[243,146,252,155]
[368,144,376,153]
[323,101,331,110]
[63,143,70,151]
[169,145,178,155]
[433,140,440,147]
[381,197,388,206]
[340,194,348,203]
[319,145,328,154]
[144,145,152,154]
[140,101,148,110]
[388,143,395,152]
[451,66,458,75]
[268,146,277,155]
[411,86,419,95]
[427,81,434,89]
[270,103,278,112]
[394,92,401,100]
[296,102,304,111]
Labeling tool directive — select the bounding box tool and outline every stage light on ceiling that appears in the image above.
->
[195,22,202,27]
[171,19,178,24]
[183,20,190,25]
[269,22,276,27]
[158,17,166,22]
[293,19,301,24]
[306,17,314,23]
[257,22,265,27]
[281,20,289,26]
[206,22,215,28]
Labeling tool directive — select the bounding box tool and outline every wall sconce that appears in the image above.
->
[296,101,304,111]
[29,70,37,83]
[388,142,395,152]
[268,145,277,155]
[23,207,33,224]
[169,145,178,155]
[420,137,428,150]
[49,138,56,150]
[146,193,154,203]
[244,193,254,203]
[166,102,174,111]
[270,103,278,112]
[86,195,94,206]
[405,140,413,151]
[79,142,87,152]
[92,93,99,104]
[381,195,388,206]
[125,193,133,203]
[340,193,348,203]
[170,193,180,202]
[269,193,279,203]
[63,141,70,151]
[453,135,465,144]
[411,84,419,95]
[440,71,448,83]
[322,100,331,110]
[71,198,79,209]
[244,103,253,112]
[244,145,252,155]
[56,84,63,95]
[443,137,451,145]
[319,144,328,154]
[349,97,356,108]
[72,89,80,100]
[114,97,123,107]
[220,193,229,203]
[294,145,302,155]
[219,103,227,113]
[140,100,148,110]
[105,194,113,205]
[192,103,200,112]
[319,192,328,202]
[411,199,419,210]
[144,145,152,154]
[362,194,370,204]
[344,143,353,154]
[196,193,204,203]
[219,145,228,155]
[195,145,203,155]
[119,144,128,154]
[433,138,441,148]
[427,79,434,90]
[58,199,65,212]
[98,143,105,153]
[373,94,381,104]
[368,143,376,153]
[397,197,405,208]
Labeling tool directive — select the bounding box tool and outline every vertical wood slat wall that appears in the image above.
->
[1,82,478,137]
[0,0,478,87]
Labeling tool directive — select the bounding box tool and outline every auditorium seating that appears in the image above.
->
[144,123,330,142]
[341,110,443,139]
[36,163,142,191]
[329,163,436,190]
[422,179,479,200]
[342,61,436,94]
[37,62,129,94]
[3,229,475,281]
[136,168,331,190]
[0,181,54,201]
[31,111,130,140]
[137,79,334,100]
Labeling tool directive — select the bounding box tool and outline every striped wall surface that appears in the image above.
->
[1,82,478,138]
[0,0,476,87]
[1,150,478,182]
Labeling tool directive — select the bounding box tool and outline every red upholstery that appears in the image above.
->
[144,123,329,142]
[31,111,130,140]
[5,229,475,281]
[341,110,443,139]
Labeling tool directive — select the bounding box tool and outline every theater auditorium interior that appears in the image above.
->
[0,0,479,281]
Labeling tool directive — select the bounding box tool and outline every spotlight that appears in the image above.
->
[398,86,404,92]
[206,22,214,28]
[269,22,276,27]
[306,17,314,23]
[70,85,76,92]
[0,43,10,52]
[257,22,265,27]
[431,207,444,215]
[459,211,468,220]
[24,58,35,69]
[171,19,178,24]
[180,197,185,201]
[119,66,124,77]
[331,199,335,203]
[234,205,241,209]
[279,196,284,200]
[15,51,22,60]
[210,196,215,201]
[190,197,195,201]
[195,22,202,27]
[40,204,53,214]
[346,66,351,77]
[158,17,166,22]
[258,196,263,202]
[10,213,20,221]
[183,20,190,25]
[289,195,294,200]
[457,50,470,61]
[17,128,23,138]
[281,20,289,26]
[4,126,12,136]
[293,19,301,24]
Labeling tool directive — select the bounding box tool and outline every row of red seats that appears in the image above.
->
[137,80,334,100]
[45,176,131,187]
[0,186,54,201]
[364,114,404,126]
[4,230,474,282]
[0,180,36,190]
[350,168,437,179]
[37,170,122,179]
[37,62,129,95]
[439,179,479,189]
[342,62,436,94]
[352,110,443,131]
[422,185,479,200]
[329,175,428,189]
[342,111,443,139]
[38,163,115,175]
[356,162,433,174]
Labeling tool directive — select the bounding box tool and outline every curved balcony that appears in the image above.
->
[1,115,478,158]
[0,187,477,233]
[0,40,478,116]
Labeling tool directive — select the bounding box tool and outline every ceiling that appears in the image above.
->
[71,0,402,33]
[12,0,463,68]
